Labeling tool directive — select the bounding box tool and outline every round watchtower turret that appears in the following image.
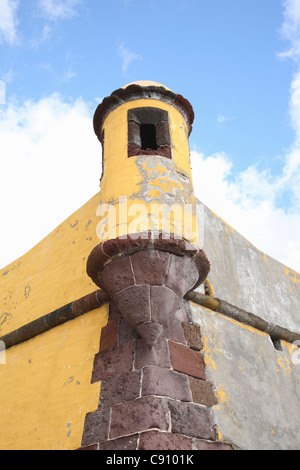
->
[87,81,210,346]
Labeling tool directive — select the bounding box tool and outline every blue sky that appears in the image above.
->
[1,0,300,272]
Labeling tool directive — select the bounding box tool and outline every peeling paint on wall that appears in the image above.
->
[132,155,194,206]
[188,302,300,450]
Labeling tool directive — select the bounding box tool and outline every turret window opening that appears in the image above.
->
[128,107,171,159]
[140,124,157,150]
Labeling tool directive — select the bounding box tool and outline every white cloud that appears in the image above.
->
[217,114,236,124]
[278,0,300,60]
[0,94,100,269]
[0,93,299,273]
[1,68,14,84]
[38,0,82,21]
[29,23,52,49]
[192,1,300,272]
[0,80,6,104]
[0,0,19,45]
[60,68,76,83]
[189,0,299,271]
[1,0,299,277]
[118,42,142,72]
[191,149,300,272]
[276,2,300,209]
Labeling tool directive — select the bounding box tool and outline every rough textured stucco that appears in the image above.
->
[0,307,105,450]
[193,199,300,450]
[0,194,108,450]
[1,190,299,450]
[97,98,198,245]
[0,193,101,330]
[188,302,300,450]
[2,79,299,450]
[200,202,300,333]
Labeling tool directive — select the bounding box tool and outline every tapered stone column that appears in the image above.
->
[87,234,210,346]
[79,82,233,451]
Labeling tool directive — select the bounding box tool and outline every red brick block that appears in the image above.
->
[115,284,151,327]
[130,250,171,286]
[98,256,135,297]
[99,370,142,408]
[182,322,203,351]
[165,255,199,297]
[91,341,134,382]
[138,431,193,450]
[108,301,122,321]
[99,320,119,352]
[142,366,192,402]
[189,376,218,407]
[100,435,139,450]
[162,314,187,344]
[135,337,171,369]
[78,444,99,450]
[81,407,110,447]
[150,286,181,326]
[109,396,169,439]
[195,440,234,450]
[168,400,217,441]
[169,341,206,379]
[118,318,136,345]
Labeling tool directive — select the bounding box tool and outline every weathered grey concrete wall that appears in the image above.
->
[193,202,300,450]
[198,202,300,333]
[188,303,300,450]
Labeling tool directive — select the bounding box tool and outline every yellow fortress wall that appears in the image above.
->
[1,80,300,450]
[0,193,107,450]
[95,81,199,246]
[1,191,300,450]
[0,80,203,450]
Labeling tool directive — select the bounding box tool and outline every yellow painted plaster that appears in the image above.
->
[98,99,199,245]
[1,192,101,333]
[101,99,192,180]
[284,266,300,285]
[275,355,292,376]
[0,306,106,450]
[0,193,108,449]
